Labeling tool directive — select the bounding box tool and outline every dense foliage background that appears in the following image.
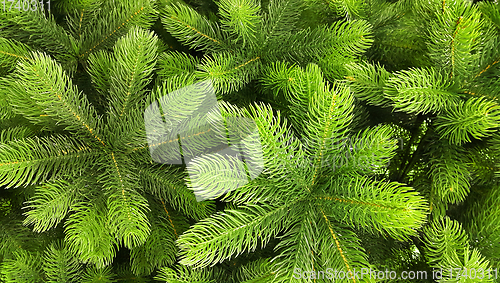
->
[0,0,500,282]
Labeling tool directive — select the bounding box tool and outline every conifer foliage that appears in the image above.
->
[0,0,500,282]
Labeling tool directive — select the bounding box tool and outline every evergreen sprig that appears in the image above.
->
[0,25,213,275]
[178,65,428,282]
